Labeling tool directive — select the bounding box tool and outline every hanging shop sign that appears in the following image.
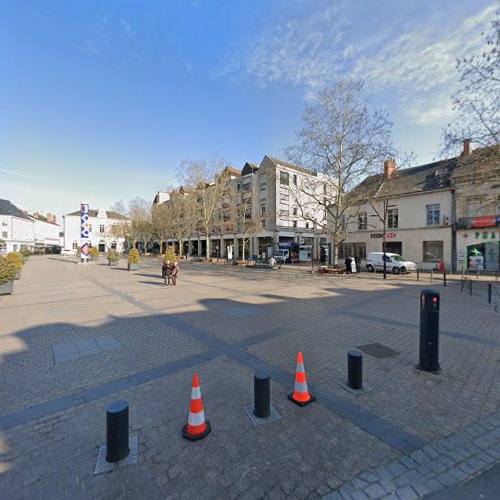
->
[471,216,497,228]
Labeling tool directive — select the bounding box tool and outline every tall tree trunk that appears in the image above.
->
[242,238,246,261]
[178,238,183,257]
[205,234,210,258]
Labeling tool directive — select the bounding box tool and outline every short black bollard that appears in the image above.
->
[253,371,271,419]
[416,269,420,281]
[488,283,492,304]
[347,351,363,390]
[418,289,440,372]
[106,400,130,462]
[461,277,465,292]
[430,269,433,283]
[443,272,447,287]
[469,279,473,296]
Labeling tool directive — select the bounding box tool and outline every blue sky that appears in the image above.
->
[0,0,495,219]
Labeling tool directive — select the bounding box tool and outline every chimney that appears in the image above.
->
[34,212,40,219]
[462,138,471,156]
[384,158,397,180]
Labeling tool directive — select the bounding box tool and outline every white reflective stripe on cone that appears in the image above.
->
[296,363,305,373]
[294,381,308,393]
[188,410,206,427]
[191,386,201,399]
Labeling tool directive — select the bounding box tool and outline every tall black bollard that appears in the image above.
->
[461,277,465,292]
[106,400,130,462]
[416,269,420,281]
[430,269,433,283]
[347,351,363,390]
[488,283,492,304]
[443,272,447,287]
[253,371,271,418]
[418,289,440,372]
[469,279,473,296]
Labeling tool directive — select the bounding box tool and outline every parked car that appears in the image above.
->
[61,248,76,256]
[365,252,416,274]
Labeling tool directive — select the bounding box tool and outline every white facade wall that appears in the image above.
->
[0,215,35,253]
[33,219,61,248]
[345,190,453,269]
[63,210,126,253]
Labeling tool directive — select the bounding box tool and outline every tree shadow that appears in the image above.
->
[138,280,165,287]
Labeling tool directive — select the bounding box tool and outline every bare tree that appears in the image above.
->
[151,202,171,254]
[285,79,395,264]
[178,155,232,257]
[167,189,197,257]
[443,12,500,154]
[110,198,152,250]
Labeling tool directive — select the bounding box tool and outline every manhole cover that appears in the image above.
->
[355,343,399,359]
[311,291,329,296]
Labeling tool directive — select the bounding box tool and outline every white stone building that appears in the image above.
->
[63,207,127,254]
[0,199,35,254]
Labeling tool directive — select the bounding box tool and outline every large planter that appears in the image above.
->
[0,280,14,295]
[108,259,119,267]
[128,263,139,271]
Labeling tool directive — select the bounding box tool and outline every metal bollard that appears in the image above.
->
[461,277,465,292]
[443,272,447,287]
[488,283,492,304]
[416,269,420,281]
[347,351,363,390]
[106,400,130,462]
[430,269,433,283]
[253,371,271,419]
[418,289,440,372]
[469,279,473,296]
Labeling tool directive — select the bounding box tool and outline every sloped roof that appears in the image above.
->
[350,145,499,203]
[66,209,126,219]
[241,162,259,175]
[264,156,317,176]
[0,199,33,220]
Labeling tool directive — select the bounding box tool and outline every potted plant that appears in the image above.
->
[6,252,24,279]
[128,248,140,271]
[20,248,31,261]
[107,250,120,266]
[0,255,17,295]
[89,246,99,262]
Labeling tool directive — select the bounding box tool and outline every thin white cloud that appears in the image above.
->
[120,18,133,38]
[0,168,49,183]
[220,2,495,102]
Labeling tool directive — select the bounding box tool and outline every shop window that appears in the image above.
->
[423,241,443,262]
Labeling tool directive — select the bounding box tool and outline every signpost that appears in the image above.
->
[80,202,90,263]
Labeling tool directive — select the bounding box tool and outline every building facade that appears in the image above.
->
[155,155,329,260]
[0,199,61,254]
[342,143,499,272]
[63,208,127,253]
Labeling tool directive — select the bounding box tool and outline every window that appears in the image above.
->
[279,209,289,218]
[99,224,105,233]
[261,205,266,214]
[261,219,266,228]
[1,231,7,238]
[426,204,440,226]
[423,241,443,262]
[72,241,78,249]
[388,208,398,229]
[237,183,241,191]
[280,171,289,186]
[305,222,310,229]
[293,207,298,216]
[242,183,251,192]
[358,212,367,230]
[1,222,7,226]
[293,221,297,228]
[293,174,297,185]
[111,242,117,250]
[280,192,288,203]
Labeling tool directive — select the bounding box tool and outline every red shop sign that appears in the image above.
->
[471,216,496,228]
[386,232,396,238]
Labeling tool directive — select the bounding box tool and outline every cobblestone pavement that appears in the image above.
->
[0,256,499,499]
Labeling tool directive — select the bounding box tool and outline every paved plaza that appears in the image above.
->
[0,256,499,499]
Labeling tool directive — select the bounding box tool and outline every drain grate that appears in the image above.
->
[355,343,399,359]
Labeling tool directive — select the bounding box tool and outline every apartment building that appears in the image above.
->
[342,142,499,272]
[63,207,127,253]
[154,155,329,259]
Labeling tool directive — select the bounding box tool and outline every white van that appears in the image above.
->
[273,249,290,264]
[366,252,416,274]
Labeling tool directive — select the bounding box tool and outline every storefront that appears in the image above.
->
[457,228,500,272]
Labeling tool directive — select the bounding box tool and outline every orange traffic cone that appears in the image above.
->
[182,373,211,441]
[288,352,316,406]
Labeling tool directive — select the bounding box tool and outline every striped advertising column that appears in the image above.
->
[80,202,90,261]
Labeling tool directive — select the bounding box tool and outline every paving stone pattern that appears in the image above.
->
[325,412,500,499]
[0,256,499,499]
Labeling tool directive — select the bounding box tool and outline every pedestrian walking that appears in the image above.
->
[345,256,353,274]
[171,261,179,286]
[163,260,172,286]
